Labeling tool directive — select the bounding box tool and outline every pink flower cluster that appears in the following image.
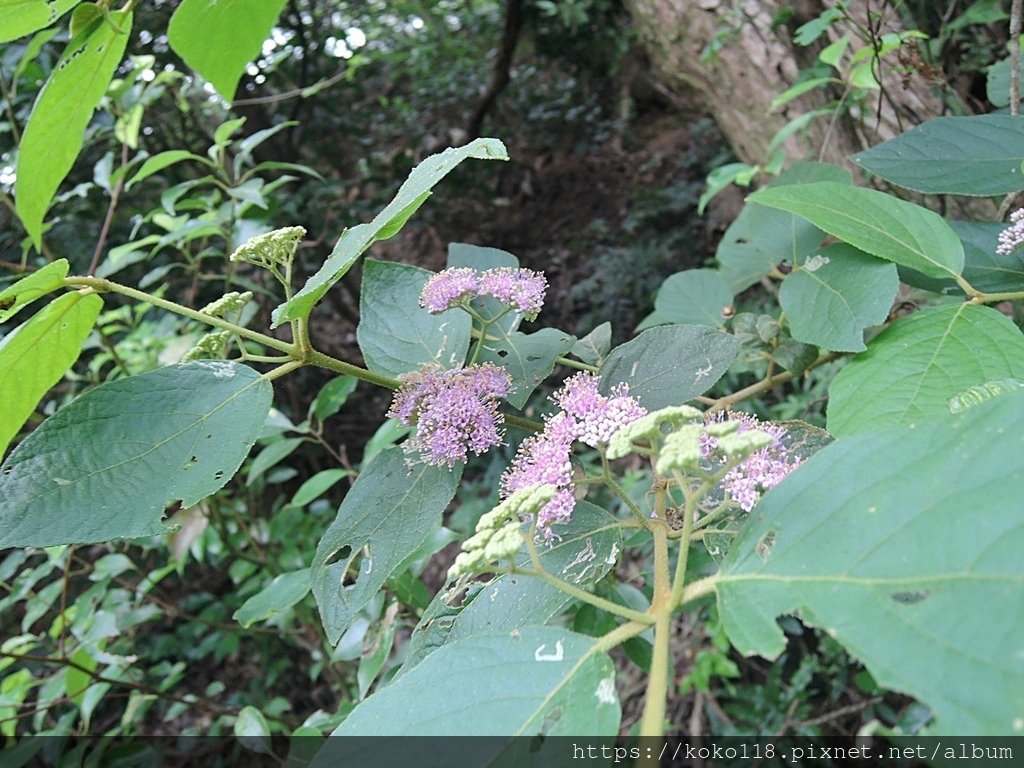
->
[701,412,800,511]
[420,266,548,318]
[501,372,647,538]
[387,363,512,467]
[997,208,1024,256]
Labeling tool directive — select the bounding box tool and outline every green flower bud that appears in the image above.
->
[200,291,253,319]
[482,524,525,561]
[654,423,705,474]
[181,330,232,362]
[716,429,774,460]
[230,226,305,268]
[606,404,703,459]
[704,419,740,437]
[447,550,486,579]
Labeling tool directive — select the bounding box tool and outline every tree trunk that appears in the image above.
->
[624,0,950,171]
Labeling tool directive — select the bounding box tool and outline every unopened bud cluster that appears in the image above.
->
[230,226,305,268]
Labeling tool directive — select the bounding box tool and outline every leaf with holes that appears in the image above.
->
[0,0,80,43]
[480,328,576,409]
[272,139,508,328]
[313,626,618,744]
[312,447,461,644]
[827,304,1024,437]
[599,325,739,410]
[0,292,102,456]
[850,115,1024,196]
[717,390,1024,734]
[15,11,133,247]
[0,361,272,547]
[749,183,964,280]
[779,244,898,352]
[400,501,621,675]
[357,260,471,378]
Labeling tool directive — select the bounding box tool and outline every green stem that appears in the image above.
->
[638,520,672,738]
[555,355,599,372]
[677,574,717,609]
[603,454,650,526]
[669,471,698,607]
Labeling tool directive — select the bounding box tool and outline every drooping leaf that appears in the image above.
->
[599,325,740,409]
[272,139,508,328]
[572,322,612,366]
[779,244,898,352]
[900,221,1024,296]
[357,260,472,378]
[0,361,272,547]
[311,447,461,644]
[479,328,575,409]
[400,501,622,675]
[715,162,849,293]
[167,0,286,100]
[15,11,133,247]
[827,304,1024,437]
[0,0,80,44]
[233,569,311,628]
[717,391,1024,734]
[851,115,1024,196]
[652,269,733,329]
[314,626,618,742]
[749,182,965,280]
[0,292,102,456]
[0,260,69,323]
[126,150,208,190]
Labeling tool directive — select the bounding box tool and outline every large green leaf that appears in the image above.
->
[0,259,69,323]
[0,0,80,43]
[599,325,740,409]
[715,162,849,293]
[900,221,1024,296]
[167,0,286,100]
[400,501,622,675]
[356,260,472,378]
[15,11,132,248]
[749,182,965,280]
[0,361,272,547]
[316,626,618,742]
[779,244,898,352]
[851,115,1024,196]
[827,304,1024,437]
[312,447,461,644]
[651,269,733,328]
[480,328,575,409]
[717,391,1024,734]
[272,139,508,328]
[0,292,102,456]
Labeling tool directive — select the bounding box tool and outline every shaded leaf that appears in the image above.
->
[233,569,311,628]
[653,269,733,328]
[572,322,612,366]
[0,361,272,547]
[599,326,740,409]
[899,221,1024,296]
[480,328,575,409]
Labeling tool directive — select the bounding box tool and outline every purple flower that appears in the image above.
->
[997,209,1024,256]
[420,268,479,314]
[501,373,646,538]
[387,363,512,467]
[478,267,548,318]
[702,411,800,512]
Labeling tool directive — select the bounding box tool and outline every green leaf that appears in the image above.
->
[233,569,311,628]
[0,361,272,547]
[167,0,287,100]
[246,437,302,485]
[15,11,133,248]
[0,0,80,43]
[899,221,1024,296]
[0,292,102,456]
[272,139,508,328]
[850,115,1024,196]
[317,626,618,740]
[311,375,358,421]
[653,269,733,329]
[749,182,965,280]
[234,705,271,753]
[572,322,612,366]
[779,244,898,352]
[126,150,207,190]
[947,378,1024,414]
[312,447,461,644]
[716,162,849,293]
[717,391,1024,734]
[400,501,621,675]
[479,328,575,409]
[290,468,349,508]
[357,260,472,379]
[827,304,1024,437]
[987,54,1024,108]
[599,326,740,409]
[0,259,69,322]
